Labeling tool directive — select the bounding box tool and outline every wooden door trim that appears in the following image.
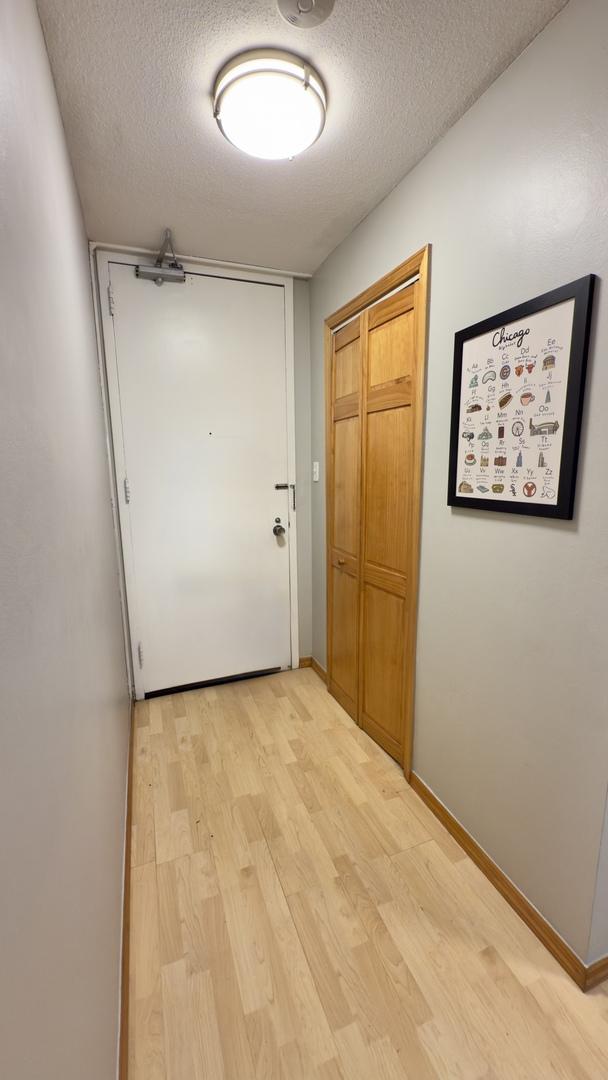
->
[403,250,431,779]
[324,323,334,699]
[357,307,371,747]
[325,247,429,332]
[324,245,430,779]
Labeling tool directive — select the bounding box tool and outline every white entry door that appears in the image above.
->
[103,259,296,698]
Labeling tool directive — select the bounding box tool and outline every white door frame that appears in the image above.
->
[91,245,299,699]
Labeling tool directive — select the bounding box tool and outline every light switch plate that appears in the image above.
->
[313,461,320,482]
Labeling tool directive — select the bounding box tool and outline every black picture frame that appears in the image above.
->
[447,275,595,519]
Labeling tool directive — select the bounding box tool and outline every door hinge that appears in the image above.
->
[107,283,115,316]
[123,476,131,504]
[137,641,144,669]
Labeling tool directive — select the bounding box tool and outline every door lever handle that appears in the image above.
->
[273,518,286,536]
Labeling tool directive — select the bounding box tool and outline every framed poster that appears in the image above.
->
[447,275,595,519]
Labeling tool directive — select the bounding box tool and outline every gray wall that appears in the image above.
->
[589,799,608,963]
[310,0,608,962]
[0,2,130,1077]
[294,279,313,657]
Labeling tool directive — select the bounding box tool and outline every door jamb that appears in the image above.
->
[91,244,300,699]
[324,245,431,778]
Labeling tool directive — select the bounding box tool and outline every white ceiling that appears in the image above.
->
[37,0,567,274]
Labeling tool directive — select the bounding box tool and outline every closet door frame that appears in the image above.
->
[324,245,430,778]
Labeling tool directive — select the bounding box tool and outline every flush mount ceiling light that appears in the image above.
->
[213,49,327,161]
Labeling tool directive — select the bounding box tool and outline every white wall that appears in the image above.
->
[294,279,313,657]
[0,2,130,1077]
[310,0,608,962]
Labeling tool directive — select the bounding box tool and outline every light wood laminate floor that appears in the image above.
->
[128,668,608,1079]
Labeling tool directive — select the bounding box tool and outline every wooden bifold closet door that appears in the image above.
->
[327,317,362,721]
[326,248,429,774]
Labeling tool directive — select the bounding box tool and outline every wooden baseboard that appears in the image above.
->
[410,772,607,992]
[311,657,327,683]
[585,955,608,991]
[119,701,135,1079]
[298,656,327,682]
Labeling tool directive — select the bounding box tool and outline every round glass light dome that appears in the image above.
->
[213,50,327,160]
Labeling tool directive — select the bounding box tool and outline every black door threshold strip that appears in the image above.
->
[144,666,282,699]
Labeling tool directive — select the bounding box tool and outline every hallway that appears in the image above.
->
[129,669,608,1078]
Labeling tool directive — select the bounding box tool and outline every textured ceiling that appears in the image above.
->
[37,0,567,273]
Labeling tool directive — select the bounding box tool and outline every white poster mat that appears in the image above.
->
[455,298,575,507]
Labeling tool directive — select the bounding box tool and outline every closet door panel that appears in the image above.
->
[328,317,362,722]
[368,303,414,387]
[330,563,359,713]
[333,417,360,557]
[334,338,360,399]
[359,284,417,764]
[361,583,406,757]
[364,407,411,574]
